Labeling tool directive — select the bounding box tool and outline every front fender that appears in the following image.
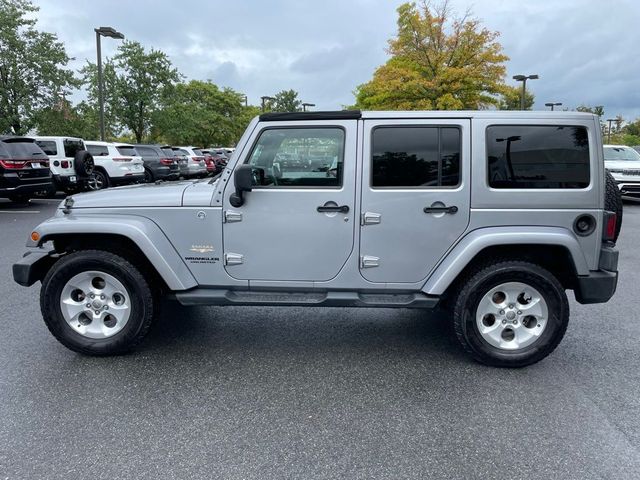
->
[28,214,198,291]
[422,226,589,295]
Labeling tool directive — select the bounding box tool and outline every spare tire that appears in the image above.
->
[74,150,94,177]
[605,170,623,242]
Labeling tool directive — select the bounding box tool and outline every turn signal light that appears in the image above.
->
[30,231,40,242]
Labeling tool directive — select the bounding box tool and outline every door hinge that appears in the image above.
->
[224,253,244,266]
[224,210,243,223]
[361,211,382,226]
[360,255,380,268]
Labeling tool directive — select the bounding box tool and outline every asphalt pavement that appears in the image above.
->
[1,198,640,480]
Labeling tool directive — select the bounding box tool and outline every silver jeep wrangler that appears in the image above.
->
[13,111,621,367]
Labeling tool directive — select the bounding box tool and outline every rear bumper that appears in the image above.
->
[13,248,57,287]
[574,245,619,304]
[112,173,145,185]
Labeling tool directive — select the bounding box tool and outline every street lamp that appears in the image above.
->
[545,102,562,111]
[302,102,315,112]
[606,118,616,142]
[512,74,539,110]
[95,26,125,141]
[261,96,275,112]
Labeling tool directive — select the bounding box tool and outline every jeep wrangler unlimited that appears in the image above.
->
[13,111,620,367]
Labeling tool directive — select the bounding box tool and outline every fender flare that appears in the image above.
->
[422,226,589,295]
[28,214,198,291]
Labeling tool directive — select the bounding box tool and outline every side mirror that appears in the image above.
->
[229,164,253,207]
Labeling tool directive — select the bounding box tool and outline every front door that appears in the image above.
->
[223,121,357,282]
[359,119,471,283]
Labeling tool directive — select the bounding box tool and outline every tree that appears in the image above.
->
[498,85,534,110]
[353,1,508,110]
[576,105,605,117]
[0,0,77,134]
[271,89,303,112]
[32,99,99,139]
[153,80,249,147]
[82,41,180,142]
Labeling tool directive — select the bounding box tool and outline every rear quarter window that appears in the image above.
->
[136,146,159,157]
[86,144,109,156]
[116,146,137,156]
[35,140,57,156]
[486,125,590,189]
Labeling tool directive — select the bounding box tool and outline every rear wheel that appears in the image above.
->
[605,170,623,242]
[89,170,109,190]
[453,260,569,367]
[144,168,154,183]
[40,250,156,355]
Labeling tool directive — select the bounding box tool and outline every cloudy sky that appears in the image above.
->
[35,0,640,120]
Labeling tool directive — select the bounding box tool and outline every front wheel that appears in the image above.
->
[453,260,569,367]
[40,250,156,355]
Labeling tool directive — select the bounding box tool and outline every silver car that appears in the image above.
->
[172,146,207,178]
[604,144,640,196]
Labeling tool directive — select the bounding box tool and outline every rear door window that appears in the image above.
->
[35,140,57,156]
[486,125,590,189]
[86,144,109,156]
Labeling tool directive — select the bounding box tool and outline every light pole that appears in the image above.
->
[545,102,562,111]
[302,102,315,112]
[606,118,616,142]
[240,94,248,107]
[95,26,124,141]
[512,74,539,110]
[261,96,275,112]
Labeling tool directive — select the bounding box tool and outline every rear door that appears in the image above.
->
[359,118,471,283]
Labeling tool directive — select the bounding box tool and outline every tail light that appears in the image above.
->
[0,160,27,169]
[113,157,132,162]
[603,211,617,242]
[61,160,70,169]
[160,158,174,165]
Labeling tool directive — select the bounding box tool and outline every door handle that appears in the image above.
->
[317,205,350,213]
[423,205,458,214]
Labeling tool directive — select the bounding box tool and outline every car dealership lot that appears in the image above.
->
[1,199,640,479]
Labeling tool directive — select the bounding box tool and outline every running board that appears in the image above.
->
[174,289,439,309]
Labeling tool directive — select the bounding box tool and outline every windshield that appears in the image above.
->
[604,146,640,162]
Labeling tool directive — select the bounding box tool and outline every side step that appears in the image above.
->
[174,289,439,309]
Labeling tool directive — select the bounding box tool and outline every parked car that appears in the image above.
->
[604,144,640,197]
[84,141,145,189]
[199,149,218,174]
[33,136,94,193]
[133,144,180,182]
[160,146,189,178]
[14,110,620,368]
[209,149,229,171]
[0,136,53,203]
[171,146,208,178]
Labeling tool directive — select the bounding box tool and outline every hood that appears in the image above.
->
[64,181,194,209]
[605,160,640,171]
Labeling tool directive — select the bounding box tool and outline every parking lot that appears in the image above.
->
[0,198,639,479]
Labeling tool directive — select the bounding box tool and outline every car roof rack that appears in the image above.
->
[259,110,362,122]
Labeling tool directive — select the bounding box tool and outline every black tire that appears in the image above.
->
[144,168,154,183]
[453,260,569,368]
[90,169,110,190]
[40,250,156,356]
[74,150,95,177]
[604,170,623,242]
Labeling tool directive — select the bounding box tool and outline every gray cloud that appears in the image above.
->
[34,0,640,119]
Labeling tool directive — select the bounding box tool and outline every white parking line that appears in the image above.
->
[0,210,40,214]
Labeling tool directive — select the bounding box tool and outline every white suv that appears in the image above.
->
[172,146,208,178]
[33,136,94,193]
[604,144,640,197]
[84,141,145,189]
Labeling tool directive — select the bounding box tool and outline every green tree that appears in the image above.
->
[82,41,180,142]
[498,85,534,110]
[32,99,99,139]
[154,80,248,147]
[0,0,77,134]
[353,1,509,110]
[576,105,605,117]
[623,118,640,137]
[271,89,303,112]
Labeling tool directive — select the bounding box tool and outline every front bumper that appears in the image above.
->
[13,248,57,287]
[574,245,619,304]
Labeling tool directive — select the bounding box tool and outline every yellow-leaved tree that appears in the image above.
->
[354,1,510,110]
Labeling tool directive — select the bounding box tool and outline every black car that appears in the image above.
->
[133,144,180,182]
[160,145,189,178]
[0,137,53,203]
